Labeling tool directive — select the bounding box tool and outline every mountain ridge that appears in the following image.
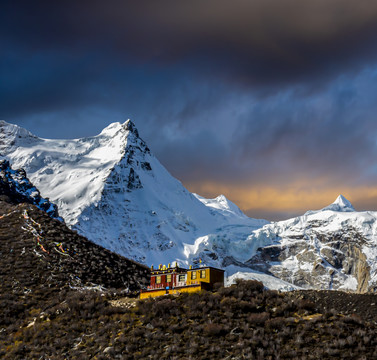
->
[231,195,377,292]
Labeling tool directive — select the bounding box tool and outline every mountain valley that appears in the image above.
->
[2,120,377,293]
[2,120,377,359]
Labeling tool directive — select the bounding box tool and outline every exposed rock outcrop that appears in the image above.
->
[0,159,61,219]
[245,213,373,293]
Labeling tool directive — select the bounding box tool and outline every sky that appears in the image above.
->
[2,0,377,220]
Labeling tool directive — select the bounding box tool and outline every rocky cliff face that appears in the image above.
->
[0,159,61,219]
[227,196,377,293]
[246,224,371,293]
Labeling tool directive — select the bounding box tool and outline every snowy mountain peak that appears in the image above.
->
[194,193,247,218]
[99,119,139,138]
[0,120,36,139]
[322,194,355,212]
[0,121,37,154]
[124,119,139,137]
[304,194,355,216]
[0,120,152,226]
[1,119,265,266]
[99,120,150,161]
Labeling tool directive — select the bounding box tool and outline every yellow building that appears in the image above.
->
[186,266,225,289]
[140,265,224,299]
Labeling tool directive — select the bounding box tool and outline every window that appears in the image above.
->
[166,274,172,283]
[178,274,185,282]
[156,276,161,284]
[200,270,206,279]
[191,271,197,280]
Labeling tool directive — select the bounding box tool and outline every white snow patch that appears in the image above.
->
[226,271,301,292]
[338,276,358,291]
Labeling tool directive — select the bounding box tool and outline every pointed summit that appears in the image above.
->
[193,193,247,218]
[99,119,140,141]
[124,119,139,137]
[322,194,355,212]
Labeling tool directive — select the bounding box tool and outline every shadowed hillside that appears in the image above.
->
[1,195,377,358]
[0,200,150,292]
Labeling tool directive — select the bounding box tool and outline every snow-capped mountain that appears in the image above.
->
[0,120,267,267]
[224,195,377,292]
[194,193,249,219]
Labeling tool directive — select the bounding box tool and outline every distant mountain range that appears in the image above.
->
[1,119,377,292]
[228,195,376,293]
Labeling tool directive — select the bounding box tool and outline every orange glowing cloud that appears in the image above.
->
[185,180,377,221]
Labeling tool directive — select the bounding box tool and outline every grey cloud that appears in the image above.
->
[3,0,377,89]
[231,76,377,186]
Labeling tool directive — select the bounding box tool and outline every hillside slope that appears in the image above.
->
[0,200,150,292]
[2,279,377,359]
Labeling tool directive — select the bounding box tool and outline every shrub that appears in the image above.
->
[248,312,270,326]
[265,317,285,331]
[203,323,226,337]
[298,299,316,311]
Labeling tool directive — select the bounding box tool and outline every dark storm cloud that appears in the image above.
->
[0,51,102,116]
[231,72,377,187]
[2,0,377,89]
[153,69,377,188]
[2,0,377,126]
